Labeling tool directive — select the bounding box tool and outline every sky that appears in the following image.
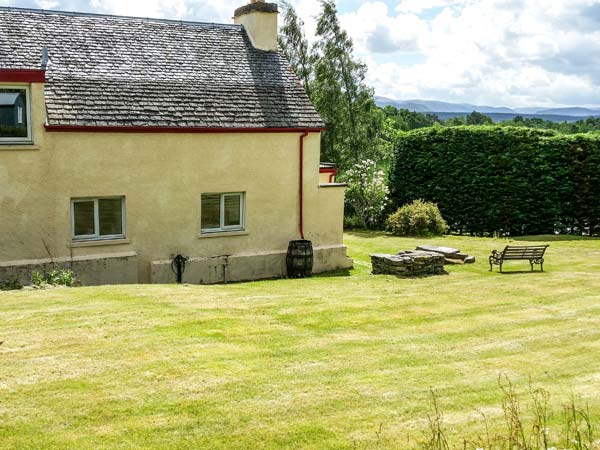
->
[2,0,600,108]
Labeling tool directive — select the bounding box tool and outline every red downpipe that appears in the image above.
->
[299,130,309,239]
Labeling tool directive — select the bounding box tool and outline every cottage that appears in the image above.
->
[0,1,353,285]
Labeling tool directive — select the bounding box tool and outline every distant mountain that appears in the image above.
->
[375,97,515,114]
[535,107,600,117]
[431,112,594,124]
[376,97,433,112]
[375,96,600,122]
[513,107,542,114]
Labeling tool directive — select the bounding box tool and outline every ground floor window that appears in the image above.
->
[71,197,125,240]
[201,192,244,233]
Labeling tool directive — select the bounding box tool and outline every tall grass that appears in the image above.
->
[420,375,598,450]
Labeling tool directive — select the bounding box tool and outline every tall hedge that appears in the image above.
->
[389,126,600,235]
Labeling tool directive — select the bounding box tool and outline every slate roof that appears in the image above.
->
[0,7,324,129]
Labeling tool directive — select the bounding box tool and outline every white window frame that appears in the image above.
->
[0,85,33,144]
[201,192,245,234]
[71,197,126,241]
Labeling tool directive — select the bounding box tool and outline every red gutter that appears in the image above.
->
[0,69,46,83]
[299,130,309,239]
[45,125,326,134]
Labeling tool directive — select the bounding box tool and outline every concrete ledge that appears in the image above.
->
[197,231,249,239]
[0,144,40,151]
[0,251,138,286]
[313,245,354,273]
[319,183,348,188]
[150,245,354,285]
[70,238,130,248]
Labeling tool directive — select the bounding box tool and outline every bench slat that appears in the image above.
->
[503,251,545,254]
[504,247,548,250]
[500,245,548,260]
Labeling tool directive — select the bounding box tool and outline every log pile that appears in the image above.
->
[371,251,446,277]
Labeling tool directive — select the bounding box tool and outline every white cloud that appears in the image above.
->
[340,2,427,53]
[35,0,59,8]
[338,0,600,107]
[395,0,463,14]
[5,0,599,107]
[87,0,245,22]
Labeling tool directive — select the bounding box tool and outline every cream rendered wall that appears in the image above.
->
[0,82,57,260]
[319,171,331,184]
[0,82,349,283]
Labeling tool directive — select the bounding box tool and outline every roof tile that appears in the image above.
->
[0,8,324,129]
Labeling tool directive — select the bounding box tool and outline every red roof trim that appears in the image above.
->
[0,69,46,83]
[45,125,326,133]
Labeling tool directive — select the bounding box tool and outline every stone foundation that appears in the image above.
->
[150,244,353,284]
[0,251,138,286]
[371,251,445,277]
[1,245,354,287]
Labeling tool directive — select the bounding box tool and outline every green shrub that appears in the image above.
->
[386,200,448,236]
[389,126,600,235]
[343,214,364,230]
[0,277,22,291]
[32,269,76,288]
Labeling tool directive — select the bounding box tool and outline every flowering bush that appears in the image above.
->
[341,160,389,229]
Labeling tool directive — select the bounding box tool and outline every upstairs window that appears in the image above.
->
[201,193,245,233]
[0,87,31,143]
[71,197,125,241]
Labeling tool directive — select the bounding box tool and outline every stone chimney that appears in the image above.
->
[234,0,279,52]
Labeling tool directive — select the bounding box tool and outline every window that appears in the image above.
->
[71,197,125,240]
[201,193,244,233]
[0,86,31,143]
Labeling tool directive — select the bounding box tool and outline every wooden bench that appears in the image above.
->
[489,245,549,272]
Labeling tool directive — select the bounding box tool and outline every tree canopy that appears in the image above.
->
[279,0,384,170]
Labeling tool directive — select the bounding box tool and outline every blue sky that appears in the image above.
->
[2,0,600,108]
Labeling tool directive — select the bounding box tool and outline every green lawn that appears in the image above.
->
[1,232,600,449]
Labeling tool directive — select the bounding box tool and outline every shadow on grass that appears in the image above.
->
[345,230,426,240]
[490,270,549,275]
[363,271,450,280]
[346,230,600,243]
[312,269,352,278]
[345,229,388,239]
[512,235,600,242]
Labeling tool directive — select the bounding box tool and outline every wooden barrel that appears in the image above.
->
[286,240,314,278]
